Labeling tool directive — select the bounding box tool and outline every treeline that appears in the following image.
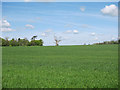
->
[93,40,120,45]
[0,36,43,46]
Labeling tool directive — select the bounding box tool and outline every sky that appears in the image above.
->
[2,0,119,2]
[1,2,118,46]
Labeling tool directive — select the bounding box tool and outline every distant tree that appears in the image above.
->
[119,39,120,44]
[18,38,21,41]
[34,40,40,46]
[1,36,44,46]
[29,39,43,46]
[23,38,29,46]
[5,37,9,46]
[18,38,29,46]
[31,40,35,46]
[31,36,37,41]
[18,38,21,46]
[10,38,18,46]
[0,37,6,46]
[0,37,2,46]
[54,36,62,46]
[39,39,43,46]
[94,40,119,45]
[2,38,5,46]
[9,38,14,46]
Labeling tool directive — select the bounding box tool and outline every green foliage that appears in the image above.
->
[2,38,9,46]
[31,36,37,41]
[94,40,119,45]
[0,38,2,46]
[28,39,43,46]
[9,38,19,46]
[18,38,29,46]
[2,45,118,88]
[0,37,43,46]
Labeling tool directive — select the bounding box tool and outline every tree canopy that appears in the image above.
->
[0,37,43,46]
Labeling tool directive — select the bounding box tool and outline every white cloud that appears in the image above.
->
[25,24,34,29]
[64,30,79,34]
[94,37,98,41]
[73,30,79,34]
[45,29,52,33]
[0,19,15,32]
[1,28,15,32]
[80,7,85,12]
[35,0,56,2]
[24,0,31,2]
[41,33,46,36]
[80,24,95,29]
[91,32,96,36]
[41,29,52,37]
[2,19,11,28]
[101,4,118,16]
[24,0,56,2]
[65,30,72,33]
[62,36,70,40]
[112,37,115,40]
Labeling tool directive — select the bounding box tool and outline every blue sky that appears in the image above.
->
[1,2,118,46]
[2,0,119,2]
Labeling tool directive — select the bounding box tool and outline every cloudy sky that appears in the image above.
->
[1,2,118,46]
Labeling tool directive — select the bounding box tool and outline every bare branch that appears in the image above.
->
[54,35,62,46]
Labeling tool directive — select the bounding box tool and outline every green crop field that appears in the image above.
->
[2,45,118,88]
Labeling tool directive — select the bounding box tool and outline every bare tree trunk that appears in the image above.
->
[56,41,59,46]
[54,36,61,46]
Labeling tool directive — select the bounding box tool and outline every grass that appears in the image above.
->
[2,45,118,88]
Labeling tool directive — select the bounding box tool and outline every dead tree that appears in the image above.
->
[54,36,62,46]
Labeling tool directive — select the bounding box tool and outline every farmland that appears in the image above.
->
[2,45,118,88]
